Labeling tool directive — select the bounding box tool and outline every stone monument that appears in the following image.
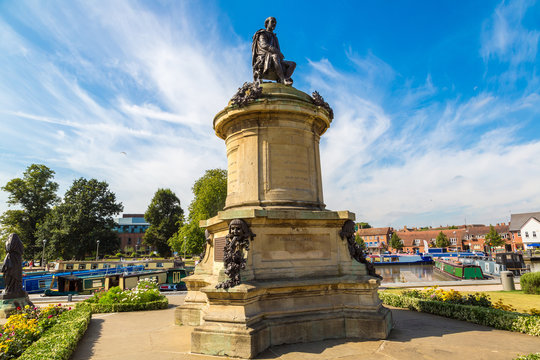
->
[175,17,391,359]
[0,233,33,318]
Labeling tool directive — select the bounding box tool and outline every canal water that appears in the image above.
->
[376,263,451,284]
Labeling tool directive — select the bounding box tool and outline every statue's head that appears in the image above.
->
[5,233,24,255]
[228,218,255,240]
[264,17,276,31]
[339,220,356,239]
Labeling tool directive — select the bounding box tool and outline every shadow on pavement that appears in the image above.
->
[70,317,104,360]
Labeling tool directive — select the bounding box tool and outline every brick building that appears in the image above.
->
[114,214,150,254]
[393,224,512,253]
[355,227,393,254]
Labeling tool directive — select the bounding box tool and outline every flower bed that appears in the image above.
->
[76,278,168,314]
[380,288,540,336]
[0,304,90,360]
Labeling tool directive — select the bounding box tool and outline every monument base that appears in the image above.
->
[175,209,392,358]
[0,295,34,318]
[189,278,391,358]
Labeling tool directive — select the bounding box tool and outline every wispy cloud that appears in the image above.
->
[481,0,539,64]
[0,1,249,212]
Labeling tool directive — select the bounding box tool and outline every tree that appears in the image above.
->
[354,235,367,251]
[435,231,450,248]
[389,233,403,252]
[37,178,123,260]
[0,164,59,258]
[170,169,227,256]
[485,225,505,254]
[144,189,184,257]
[357,222,372,229]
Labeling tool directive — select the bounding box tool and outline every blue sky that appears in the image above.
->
[0,0,539,228]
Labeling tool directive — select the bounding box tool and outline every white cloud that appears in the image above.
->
[0,1,248,214]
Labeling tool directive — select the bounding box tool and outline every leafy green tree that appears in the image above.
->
[37,178,123,260]
[435,231,450,248]
[389,233,403,252]
[170,169,227,256]
[356,222,371,230]
[0,164,59,258]
[354,235,367,251]
[485,225,505,254]
[144,189,184,257]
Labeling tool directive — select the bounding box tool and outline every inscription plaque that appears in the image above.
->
[214,237,227,262]
[262,234,331,261]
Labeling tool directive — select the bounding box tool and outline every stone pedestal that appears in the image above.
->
[175,83,392,358]
[0,295,34,318]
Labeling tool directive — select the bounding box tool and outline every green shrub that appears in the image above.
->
[77,298,168,313]
[515,353,540,360]
[521,272,540,295]
[18,307,91,360]
[380,292,540,336]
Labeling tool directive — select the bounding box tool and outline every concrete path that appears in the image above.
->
[70,294,540,360]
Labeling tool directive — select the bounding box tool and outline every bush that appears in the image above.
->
[379,292,540,336]
[18,306,91,360]
[0,304,72,359]
[79,278,168,313]
[401,286,492,308]
[521,272,540,295]
[76,298,168,313]
[515,353,540,360]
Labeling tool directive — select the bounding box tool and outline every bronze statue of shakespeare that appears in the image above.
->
[252,17,296,85]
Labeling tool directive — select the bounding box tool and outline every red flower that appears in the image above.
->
[16,307,21,310]
[48,315,53,319]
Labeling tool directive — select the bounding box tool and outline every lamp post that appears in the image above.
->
[96,240,100,261]
[41,239,47,269]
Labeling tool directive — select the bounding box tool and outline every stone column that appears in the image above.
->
[175,83,392,358]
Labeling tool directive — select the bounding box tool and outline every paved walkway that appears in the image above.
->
[70,293,540,360]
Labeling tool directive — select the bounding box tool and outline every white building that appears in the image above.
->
[521,217,540,249]
[510,212,540,250]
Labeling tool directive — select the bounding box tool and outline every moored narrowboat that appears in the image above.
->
[433,259,484,280]
[368,254,433,265]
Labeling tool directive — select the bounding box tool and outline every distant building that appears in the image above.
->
[114,214,150,253]
[510,212,540,250]
[395,224,511,253]
[355,227,393,254]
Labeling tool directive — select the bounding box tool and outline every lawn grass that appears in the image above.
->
[380,288,540,313]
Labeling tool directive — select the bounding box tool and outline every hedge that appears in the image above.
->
[379,292,540,336]
[76,298,169,313]
[18,306,92,360]
[514,353,540,360]
[521,272,540,295]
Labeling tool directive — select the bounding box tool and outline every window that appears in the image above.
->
[414,239,420,246]
[78,264,86,270]
[157,262,164,268]
[525,232,529,238]
[91,264,98,269]
[66,264,74,270]
[450,238,457,245]
[128,237,132,245]
[534,231,537,238]
[517,231,521,237]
